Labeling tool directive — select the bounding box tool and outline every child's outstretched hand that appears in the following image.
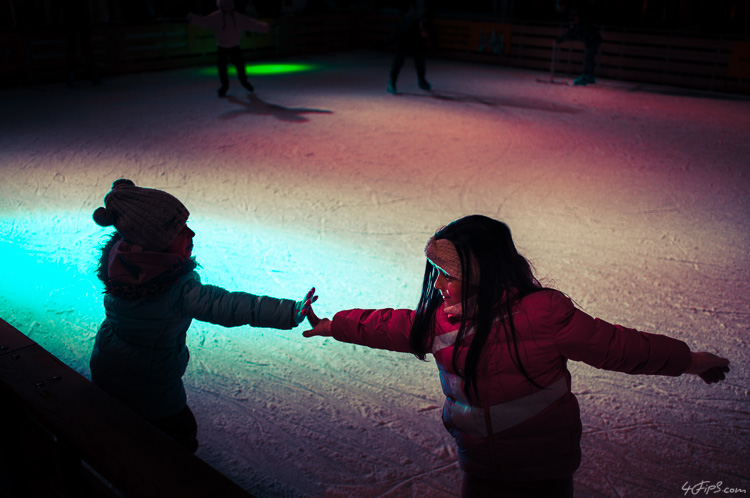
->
[303,305,332,338]
[293,287,318,325]
[686,352,730,384]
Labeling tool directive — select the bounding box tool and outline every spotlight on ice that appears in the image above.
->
[199,63,319,78]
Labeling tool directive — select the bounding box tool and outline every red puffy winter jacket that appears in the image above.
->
[331,289,691,481]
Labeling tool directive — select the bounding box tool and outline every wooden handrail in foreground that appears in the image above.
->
[0,317,254,498]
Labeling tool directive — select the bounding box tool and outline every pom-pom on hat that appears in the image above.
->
[93,179,189,252]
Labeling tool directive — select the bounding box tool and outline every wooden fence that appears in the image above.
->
[502,22,749,93]
[355,16,750,94]
[0,318,254,498]
[1,15,351,87]
[2,14,748,93]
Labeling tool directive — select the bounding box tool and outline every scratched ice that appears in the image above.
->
[1,51,748,497]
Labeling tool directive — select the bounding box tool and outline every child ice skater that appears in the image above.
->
[187,0,270,97]
[91,179,315,452]
[555,0,602,85]
[303,214,730,498]
[387,3,433,94]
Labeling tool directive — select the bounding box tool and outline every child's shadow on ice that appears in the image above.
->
[220,94,333,122]
[399,91,581,114]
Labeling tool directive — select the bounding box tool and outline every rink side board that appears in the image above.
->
[0,317,254,498]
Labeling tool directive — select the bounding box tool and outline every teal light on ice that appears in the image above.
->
[0,215,102,313]
[0,212,418,370]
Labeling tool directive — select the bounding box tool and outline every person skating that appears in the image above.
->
[387,3,433,94]
[187,0,270,97]
[90,179,316,452]
[555,0,602,85]
[303,214,729,497]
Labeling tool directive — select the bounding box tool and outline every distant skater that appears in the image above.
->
[91,179,316,452]
[303,215,730,497]
[187,0,270,97]
[387,3,433,94]
[64,0,100,86]
[555,0,602,85]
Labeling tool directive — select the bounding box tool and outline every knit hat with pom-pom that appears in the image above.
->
[92,179,189,251]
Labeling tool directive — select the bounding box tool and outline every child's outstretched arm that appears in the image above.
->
[186,11,215,30]
[302,305,332,338]
[685,352,730,384]
[302,306,413,353]
[180,275,316,330]
[238,16,271,34]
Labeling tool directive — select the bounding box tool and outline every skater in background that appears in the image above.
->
[303,214,730,497]
[64,0,101,86]
[386,2,433,94]
[187,0,270,97]
[91,179,316,452]
[555,0,602,85]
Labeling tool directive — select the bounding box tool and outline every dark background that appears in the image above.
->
[4,0,749,34]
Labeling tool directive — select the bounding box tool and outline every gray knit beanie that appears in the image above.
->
[92,179,189,251]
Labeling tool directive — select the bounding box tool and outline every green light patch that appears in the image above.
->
[199,63,318,78]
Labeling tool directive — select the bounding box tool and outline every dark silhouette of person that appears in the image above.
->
[64,0,101,86]
[187,0,270,97]
[555,0,602,85]
[387,3,433,94]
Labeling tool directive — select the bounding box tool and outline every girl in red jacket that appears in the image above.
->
[303,214,729,498]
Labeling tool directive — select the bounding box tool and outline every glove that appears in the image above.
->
[293,287,317,325]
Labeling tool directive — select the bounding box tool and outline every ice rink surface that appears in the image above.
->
[1,51,749,497]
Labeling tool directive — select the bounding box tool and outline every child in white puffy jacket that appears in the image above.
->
[187,0,270,97]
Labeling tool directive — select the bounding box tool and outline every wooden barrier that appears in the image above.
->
[1,15,351,87]
[429,20,750,93]
[1,14,748,94]
[0,318,254,498]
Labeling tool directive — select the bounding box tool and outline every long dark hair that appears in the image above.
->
[409,215,544,403]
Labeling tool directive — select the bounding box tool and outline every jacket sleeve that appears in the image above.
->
[178,274,296,330]
[187,12,219,31]
[331,309,415,353]
[547,292,691,376]
[237,14,270,33]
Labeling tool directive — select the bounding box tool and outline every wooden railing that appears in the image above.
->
[2,14,748,94]
[502,22,749,93]
[355,16,750,94]
[0,318,254,498]
[1,15,351,87]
